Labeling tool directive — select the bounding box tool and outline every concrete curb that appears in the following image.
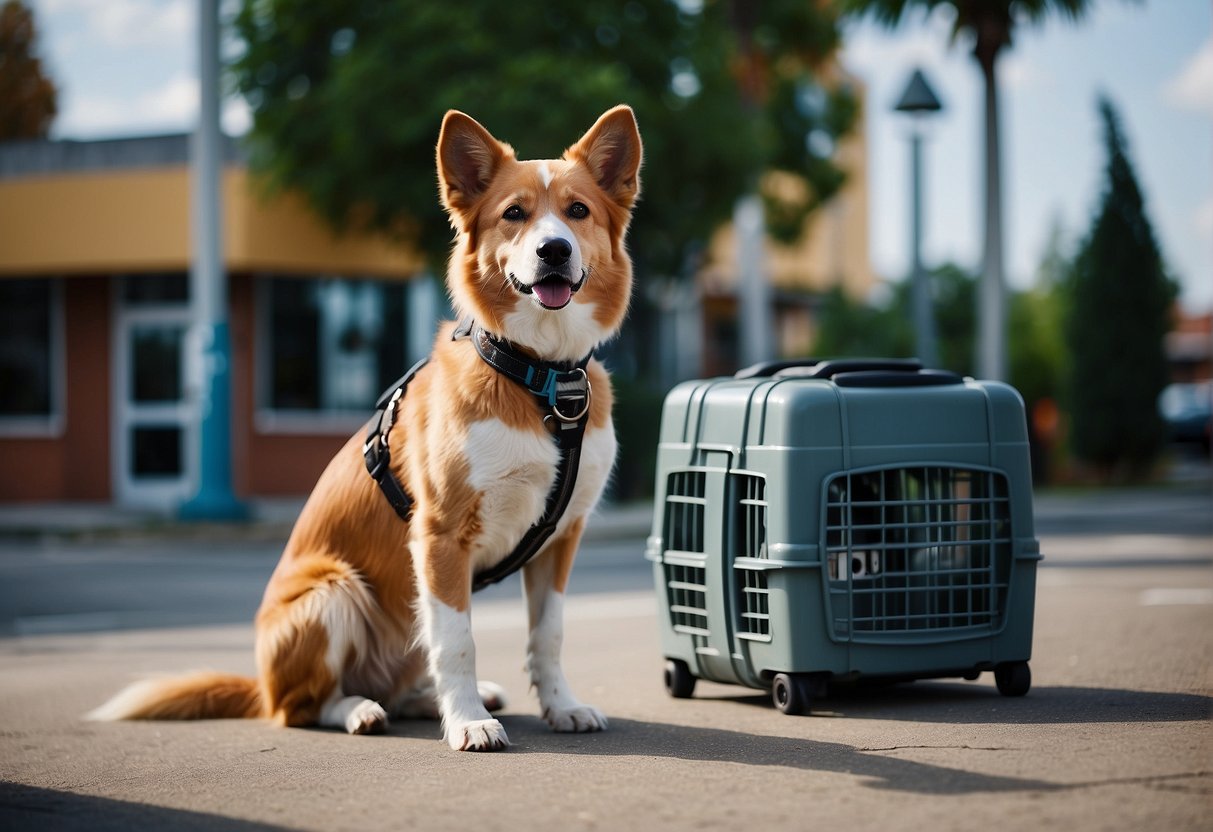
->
[0,499,655,545]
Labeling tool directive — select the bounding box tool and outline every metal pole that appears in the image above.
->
[736,193,773,368]
[181,0,245,520]
[894,68,943,371]
[977,60,1006,381]
[910,128,939,367]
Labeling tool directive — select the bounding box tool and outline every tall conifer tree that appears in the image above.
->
[1066,98,1175,479]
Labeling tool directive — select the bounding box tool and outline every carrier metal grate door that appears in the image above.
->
[823,466,1013,639]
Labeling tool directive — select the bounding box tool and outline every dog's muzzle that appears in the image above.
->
[504,236,582,310]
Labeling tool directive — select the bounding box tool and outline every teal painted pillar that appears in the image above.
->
[181,0,246,521]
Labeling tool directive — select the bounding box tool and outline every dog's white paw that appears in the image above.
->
[448,718,510,752]
[345,700,388,735]
[543,704,608,733]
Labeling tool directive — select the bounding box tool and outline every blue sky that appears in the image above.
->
[27,0,1213,312]
[841,0,1211,312]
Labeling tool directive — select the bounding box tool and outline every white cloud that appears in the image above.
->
[141,76,198,123]
[999,53,1048,91]
[55,74,250,139]
[38,0,190,48]
[222,97,250,136]
[842,7,961,81]
[1164,37,1213,116]
[57,75,197,138]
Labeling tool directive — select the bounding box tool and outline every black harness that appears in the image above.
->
[363,320,593,592]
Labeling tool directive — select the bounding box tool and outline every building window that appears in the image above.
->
[0,279,61,434]
[258,276,411,427]
[121,272,190,305]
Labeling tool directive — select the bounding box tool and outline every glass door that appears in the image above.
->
[113,275,196,508]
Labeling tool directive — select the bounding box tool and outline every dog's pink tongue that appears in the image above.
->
[533,278,572,309]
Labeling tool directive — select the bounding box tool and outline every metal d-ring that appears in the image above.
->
[551,367,591,424]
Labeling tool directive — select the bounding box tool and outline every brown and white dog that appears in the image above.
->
[89,106,642,752]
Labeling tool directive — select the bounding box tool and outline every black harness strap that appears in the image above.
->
[363,356,429,521]
[363,321,593,592]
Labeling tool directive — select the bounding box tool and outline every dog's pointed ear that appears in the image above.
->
[565,105,642,209]
[437,111,511,216]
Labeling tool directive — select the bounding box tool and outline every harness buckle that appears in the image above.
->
[551,367,592,424]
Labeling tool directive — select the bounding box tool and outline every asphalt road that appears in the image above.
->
[1,483,1210,831]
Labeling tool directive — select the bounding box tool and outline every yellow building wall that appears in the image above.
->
[701,67,875,303]
[0,167,423,278]
[702,125,874,301]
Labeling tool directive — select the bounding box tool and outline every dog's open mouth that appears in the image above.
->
[510,272,585,311]
[532,274,573,310]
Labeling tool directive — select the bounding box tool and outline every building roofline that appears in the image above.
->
[0,133,247,180]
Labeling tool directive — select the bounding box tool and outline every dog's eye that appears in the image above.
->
[503,205,525,221]
[567,202,589,220]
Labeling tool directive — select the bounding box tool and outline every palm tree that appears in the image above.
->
[840,0,1095,380]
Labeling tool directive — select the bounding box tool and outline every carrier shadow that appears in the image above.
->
[500,692,1207,796]
[501,715,1058,795]
[698,681,1212,724]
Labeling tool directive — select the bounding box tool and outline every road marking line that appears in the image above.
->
[1139,588,1213,606]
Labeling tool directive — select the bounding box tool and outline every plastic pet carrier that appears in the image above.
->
[646,359,1040,714]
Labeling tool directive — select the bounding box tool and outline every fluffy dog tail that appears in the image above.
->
[86,672,263,722]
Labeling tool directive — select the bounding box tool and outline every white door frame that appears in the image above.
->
[111,277,197,509]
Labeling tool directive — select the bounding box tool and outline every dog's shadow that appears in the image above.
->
[482,684,1210,796]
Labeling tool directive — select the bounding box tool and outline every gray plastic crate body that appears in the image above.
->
[646,371,1040,692]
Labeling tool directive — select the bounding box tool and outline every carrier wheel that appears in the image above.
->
[994,661,1031,697]
[771,673,811,715]
[664,659,696,699]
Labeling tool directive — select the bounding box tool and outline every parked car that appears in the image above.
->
[1158,381,1212,453]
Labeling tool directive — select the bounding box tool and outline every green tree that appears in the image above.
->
[811,284,912,359]
[839,0,1097,381]
[1010,218,1068,413]
[811,262,975,372]
[812,259,1069,391]
[230,0,855,278]
[1010,224,1070,484]
[1065,97,1176,480]
[928,262,977,375]
[0,0,57,139]
[811,259,1069,483]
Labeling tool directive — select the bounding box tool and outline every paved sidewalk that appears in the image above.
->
[0,474,1209,831]
[3,477,1209,546]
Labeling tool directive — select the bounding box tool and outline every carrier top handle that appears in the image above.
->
[733,357,963,387]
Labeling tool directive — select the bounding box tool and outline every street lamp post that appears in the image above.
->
[895,69,943,369]
[180,0,245,521]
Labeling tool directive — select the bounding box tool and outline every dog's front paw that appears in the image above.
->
[543,704,608,733]
[346,700,388,735]
[448,718,510,752]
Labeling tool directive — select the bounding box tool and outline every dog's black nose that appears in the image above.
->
[537,237,572,266]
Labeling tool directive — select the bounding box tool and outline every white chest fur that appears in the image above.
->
[462,417,616,573]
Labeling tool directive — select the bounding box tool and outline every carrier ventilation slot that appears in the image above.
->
[824,466,1012,638]
[736,567,771,639]
[732,474,768,559]
[665,563,709,636]
[663,471,706,554]
[731,473,771,639]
